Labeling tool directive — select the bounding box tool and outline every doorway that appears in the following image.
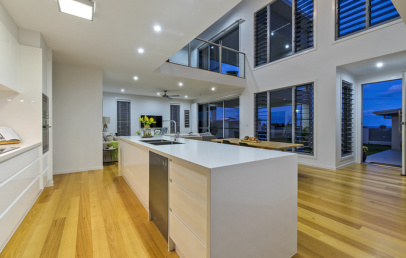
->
[362,79,402,167]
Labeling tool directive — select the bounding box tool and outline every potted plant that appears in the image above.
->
[138,115,156,138]
[362,146,368,162]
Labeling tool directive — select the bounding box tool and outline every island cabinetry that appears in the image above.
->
[169,161,209,258]
[120,139,149,210]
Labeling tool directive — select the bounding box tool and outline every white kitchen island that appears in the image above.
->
[119,136,297,258]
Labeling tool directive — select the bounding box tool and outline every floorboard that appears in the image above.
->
[1,163,405,257]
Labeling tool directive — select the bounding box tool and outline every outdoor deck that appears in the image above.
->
[366,149,402,167]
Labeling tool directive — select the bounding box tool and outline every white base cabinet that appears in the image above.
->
[0,144,42,252]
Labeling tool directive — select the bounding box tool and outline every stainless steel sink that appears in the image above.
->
[140,139,171,143]
[150,141,184,146]
[140,139,184,145]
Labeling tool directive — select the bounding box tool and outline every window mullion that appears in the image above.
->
[365,0,371,29]
[267,91,271,141]
[292,87,296,146]
[267,4,271,64]
[292,0,296,55]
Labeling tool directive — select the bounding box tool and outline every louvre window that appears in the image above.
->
[254,83,314,155]
[295,84,314,154]
[337,0,400,38]
[254,0,314,67]
[370,0,400,26]
[341,81,354,156]
[255,7,268,66]
[295,0,314,52]
[117,100,131,136]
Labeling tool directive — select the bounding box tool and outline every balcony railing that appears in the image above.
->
[168,38,245,78]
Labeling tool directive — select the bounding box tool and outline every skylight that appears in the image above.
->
[58,0,95,21]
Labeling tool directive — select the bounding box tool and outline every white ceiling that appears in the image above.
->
[0,0,242,99]
[339,50,406,76]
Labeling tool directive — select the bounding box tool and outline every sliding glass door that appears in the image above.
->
[210,101,224,138]
[224,99,240,138]
[198,98,240,138]
[269,88,293,143]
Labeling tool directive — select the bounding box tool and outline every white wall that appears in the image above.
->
[103,92,193,135]
[53,63,103,174]
[195,0,406,169]
[0,4,19,94]
[0,45,42,143]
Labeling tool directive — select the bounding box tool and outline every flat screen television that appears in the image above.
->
[140,115,163,128]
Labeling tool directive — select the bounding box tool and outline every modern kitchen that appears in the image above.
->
[119,134,297,258]
[1,0,406,257]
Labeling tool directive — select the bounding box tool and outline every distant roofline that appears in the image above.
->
[373,108,402,116]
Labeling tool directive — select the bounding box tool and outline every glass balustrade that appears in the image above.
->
[168,38,245,78]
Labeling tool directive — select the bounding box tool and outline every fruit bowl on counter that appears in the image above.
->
[241,136,261,143]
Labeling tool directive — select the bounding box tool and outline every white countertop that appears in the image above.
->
[119,136,295,169]
[0,141,41,163]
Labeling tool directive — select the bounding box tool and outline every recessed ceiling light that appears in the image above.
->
[58,0,95,21]
[154,25,162,32]
[157,92,160,95]
[376,62,384,68]
[211,87,216,91]
[185,96,188,98]
[121,89,125,92]
[179,82,183,86]
[133,76,138,80]
[138,48,145,54]
[271,32,274,36]
[285,44,289,49]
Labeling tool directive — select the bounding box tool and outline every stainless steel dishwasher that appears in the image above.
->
[149,152,169,241]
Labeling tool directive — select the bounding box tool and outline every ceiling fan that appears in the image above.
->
[161,90,179,99]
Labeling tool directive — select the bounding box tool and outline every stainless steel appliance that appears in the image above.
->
[149,152,169,241]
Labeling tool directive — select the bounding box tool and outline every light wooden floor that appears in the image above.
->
[1,163,406,258]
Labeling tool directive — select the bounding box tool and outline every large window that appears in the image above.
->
[254,0,314,67]
[117,100,131,136]
[337,0,400,38]
[198,98,240,138]
[170,104,180,133]
[255,83,314,155]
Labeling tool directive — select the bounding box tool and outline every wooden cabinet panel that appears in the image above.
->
[170,182,207,244]
[169,212,206,258]
[169,162,207,203]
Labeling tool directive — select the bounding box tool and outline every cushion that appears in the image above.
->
[104,135,114,142]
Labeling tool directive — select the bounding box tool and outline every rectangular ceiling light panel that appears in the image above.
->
[58,0,94,21]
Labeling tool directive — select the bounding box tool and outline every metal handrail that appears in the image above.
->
[168,37,246,78]
[195,37,246,56]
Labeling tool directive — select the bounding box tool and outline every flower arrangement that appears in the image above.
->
[138,115,157,127]
[138,116,156,138]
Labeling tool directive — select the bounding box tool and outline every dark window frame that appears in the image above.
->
[254,0,314,67]
[254,83,315,156]
[341,80,354,157]
[336,0,401,39]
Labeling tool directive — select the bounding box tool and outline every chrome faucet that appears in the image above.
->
[163,120,178,140]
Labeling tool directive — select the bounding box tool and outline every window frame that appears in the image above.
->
[254,0,315,67]
[198,97,240,138]
[335,0,401,40]
[254,82,315,156]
